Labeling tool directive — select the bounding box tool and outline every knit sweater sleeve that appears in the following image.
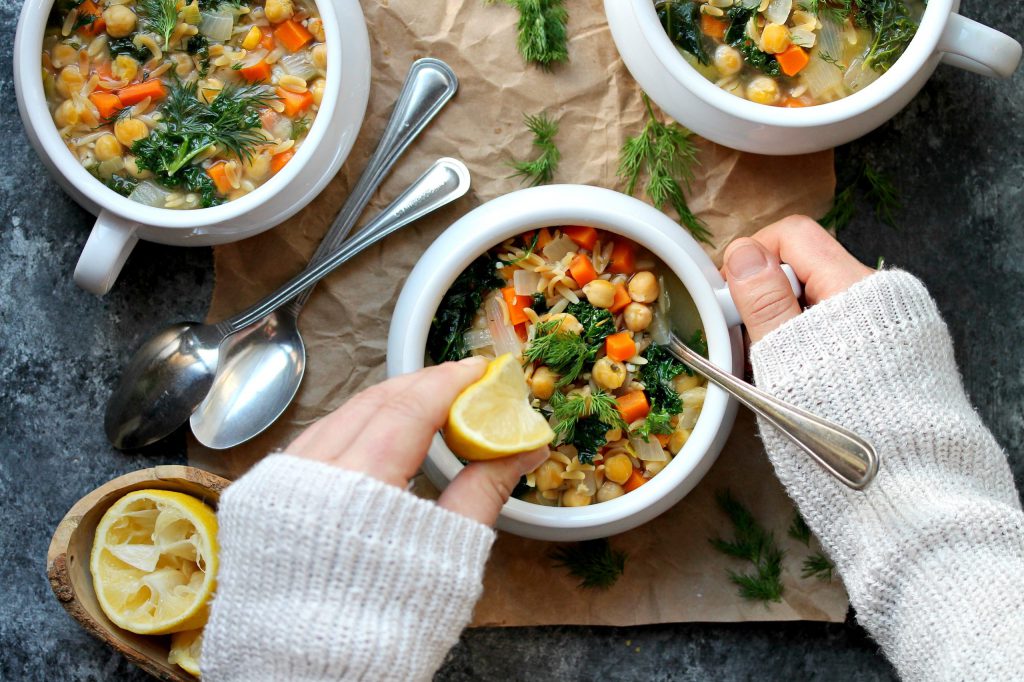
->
[200,454,495,682]
[750,270,1024,681]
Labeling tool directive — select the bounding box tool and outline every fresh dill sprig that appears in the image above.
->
[802,552,835,582]
[710,490,785,604]
[551,389,627,439]
[510,112,561,186]
[290,116,311,140]
[788,511,812,546]
[619,94,711,244]
[820,163,902,231]
[500,232,540,266]
[525,320,593,386]
[489,0,569,68]
[550,539,627,590]
[138,0,179,49]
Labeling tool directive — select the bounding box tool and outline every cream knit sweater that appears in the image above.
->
[202,271,1024,681]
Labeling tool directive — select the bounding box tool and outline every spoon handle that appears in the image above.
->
[292,58,458,309]
[665,334,879,490]
[220,158,471,333]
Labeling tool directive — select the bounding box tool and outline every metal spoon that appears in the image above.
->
[663,333,879,489]
[188,58,459,449]
[105,158,471,450]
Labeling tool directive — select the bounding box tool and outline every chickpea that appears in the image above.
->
[535,459,566,492]
[603,454,633,485]
[264,0,294,24]
[310,77,326,107]
[51,43,78,69]
[123,155,150,179]
[746,76,780,106]
[561,487,592,507]
[673,373,701,394]
[581,279,616,309]
[94,134,123,162]
[311,43,327,71]
[112,55,139,82]
[759,23,791,54]
[244,151,271,182]
[592,356,626,391]
[627,271,659,303]
[547,312,583,335]
[669,428,691,455]
[53,99,79,127]
[103,5,137,38]
[714,44,743,77]
[604,428,622,443]
[596,481,625,503]
[57,66,85,98]
[529,366,557,401]
[114,117,149,147]
[623,302,653,332]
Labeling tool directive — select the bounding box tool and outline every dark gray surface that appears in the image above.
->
[2,1,1021,679]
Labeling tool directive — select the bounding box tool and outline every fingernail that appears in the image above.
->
[727,242,768,281]
[518,447,550,475]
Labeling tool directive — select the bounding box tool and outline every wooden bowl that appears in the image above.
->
[47,466,231,681]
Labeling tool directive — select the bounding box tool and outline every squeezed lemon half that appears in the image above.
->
[90,489,218,636]
[168,628,204,676]
[444,353,555,461]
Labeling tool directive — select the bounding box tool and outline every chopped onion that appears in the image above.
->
[790,27,817,49]
[462,328,494,352]
[269,114,292,141]
[280,52,318,80]
[817,17,845,63]
[765,0,793,26]
[128,180,172,207]
[97,157,124,179]
[800,49,845,99]
[843,57,882,93]
[648,308,671,346]
[513,269,541,296]
[199,10,234,42]
[542,235,577,261]
[630,436,669,462]
[485,295,523,357]
[578,470,598,497]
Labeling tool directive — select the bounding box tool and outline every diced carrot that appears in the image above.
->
[274,19,313,52]
[83,17,105,36]
[117,79,167,106]
[260,32,276,50]
[514,323,528,342]
[77,1,104,35]
[655,433,671,448]
[276,87,313,117]
[605,332,636,363]
[206,162,233,195]
[535,227,553,250]
[89,92,123,119]
[783,97,809,108]
[623,468,648,493]
[700,14,727,41]
[616,390,650,424]
[238,59,272,83]
[777,45,810,77]
[607,239,636,275]
[499,265,516,281]
[568,253,597,287]
[501,287,531,326]
[609,283,632,314]
[270,149,295,174]
[562,225,598,251]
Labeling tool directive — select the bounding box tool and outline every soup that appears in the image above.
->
[658,0,925,106]
[429,228,708,507]
[42,0,328,209]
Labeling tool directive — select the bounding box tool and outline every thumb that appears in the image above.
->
[724,238,802,343]
[437,447,550,526]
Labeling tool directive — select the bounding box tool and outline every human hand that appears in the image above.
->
[287,357,550,527]
[723,216,874,343]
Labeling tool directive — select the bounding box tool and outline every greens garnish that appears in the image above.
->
[427,255,504,363]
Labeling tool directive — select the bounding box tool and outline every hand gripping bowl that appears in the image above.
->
[388,185,753,542]
[604,0,1022,155]
[14,0,371,294]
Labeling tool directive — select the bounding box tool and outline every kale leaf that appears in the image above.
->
[637,343,689,415]
[633,406,674,442]
[565,301,615,348]
[109,36,153,63]
[657,1,710,65]
[105,174,138,197]
[568,416,609,465]
[186,35,210,77]
[725,6,781,77]
[427,256,504,363]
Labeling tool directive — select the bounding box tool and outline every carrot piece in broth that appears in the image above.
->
[777,45,810,76]
[276,87,313,117]
[609,283,632,314]
[238,59,272,83]
[607,239,635,274]
[207,162,233,194]
[270,150,295,173]
[274,19,314,52]
[562,225,598,251]
[616,390,650,424]
[605,332,636,363]
[623,468,648,493]
[117,80,167,106]
[568,253,597,287]
[700,14,727,41]
[89,92,123,119]
[501,287,531,326]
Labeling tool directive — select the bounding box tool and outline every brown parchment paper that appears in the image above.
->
[189,0,847,625]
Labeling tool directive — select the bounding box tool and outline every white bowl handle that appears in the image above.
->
[714,264,801,328]
[938,13,1022,78]
[73,210,139,295]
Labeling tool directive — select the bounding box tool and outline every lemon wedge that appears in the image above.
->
[91,489,218,635]
[444,353,555,460]
[168,628,204,677]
